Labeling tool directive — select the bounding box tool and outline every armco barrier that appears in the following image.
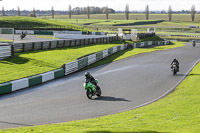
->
[14,36,117,53]
[0,44,12,60]
[0,40,170,95]
[64,43,129,75]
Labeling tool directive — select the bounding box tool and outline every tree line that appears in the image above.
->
[124,4,197,21]
[0,4,198,21]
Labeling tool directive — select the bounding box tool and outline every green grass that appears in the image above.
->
[161,36,200,41]
[0,16,83,30]
[157,31,200,36]
[2,41,200,133]
[139,36,164,42]
[0,39,13,42]
[36,36,58,39]
[40,13,200,22]
[0,42,122,83]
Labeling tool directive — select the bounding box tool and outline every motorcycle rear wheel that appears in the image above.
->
[173,68,177,75]
[96,86,101,97]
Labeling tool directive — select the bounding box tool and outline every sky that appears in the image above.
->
[0,0,200,11]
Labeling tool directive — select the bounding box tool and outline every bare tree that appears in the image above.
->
[106,6,109,19]
[51,6,54,19]
[125,4,129,20]
[17,6,20,16]
[2,7,5,16]
[33,8,36,17]
[168,5,172,21]
[86,6,90,19]
[145,5,149,20]
[191,5,196,21]
[68,5,72,19]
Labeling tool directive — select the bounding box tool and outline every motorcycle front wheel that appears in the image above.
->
[86,89,93,99]
[96,86,101,97]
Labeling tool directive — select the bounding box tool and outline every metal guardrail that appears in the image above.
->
[0,44,11,60]
[14,36,117,53]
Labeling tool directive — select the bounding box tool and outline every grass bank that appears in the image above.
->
[0,42,122,83]
[0,16,83,30]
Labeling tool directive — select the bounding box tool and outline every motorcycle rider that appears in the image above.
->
[192,40,196,47]
[171,57,179,72]
[85,72,97,87]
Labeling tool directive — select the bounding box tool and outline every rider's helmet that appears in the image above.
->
[173,57,177,61]
[85,72,91,78]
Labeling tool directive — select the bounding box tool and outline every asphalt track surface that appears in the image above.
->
[0,43,200,129]
[1,34,60,43]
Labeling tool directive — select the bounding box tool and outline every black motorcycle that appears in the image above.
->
[20,31,27,40]
[192,41,196,47]
[171,63,178,75]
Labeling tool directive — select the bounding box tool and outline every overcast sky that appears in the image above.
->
[0,0,200,11]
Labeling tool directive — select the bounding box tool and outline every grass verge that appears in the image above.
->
[84,41,184,70]
[0,42,122,83]
[0,41,192,133]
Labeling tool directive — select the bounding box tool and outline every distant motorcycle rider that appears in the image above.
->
[171,58,179,72]
[85,72,97,86]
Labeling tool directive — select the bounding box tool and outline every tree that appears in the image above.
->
[17,6,20,16]
[32,8,36,17]
[106,6,109,19]
[68,5,72,19]
[191,5,196,21]
[168,5,172,21]
[86,6,90,19]
[145,5,149,20]
[125,4,129,20]
[51,6,54,19]
[2,7,5,16]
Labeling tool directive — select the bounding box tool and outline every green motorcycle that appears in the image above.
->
[83,79,101,99]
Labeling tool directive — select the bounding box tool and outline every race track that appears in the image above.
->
[0,43,199,129]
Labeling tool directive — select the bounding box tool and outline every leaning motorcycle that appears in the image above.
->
[83,79,101,99]
[171,63,178,75]
[20,32,27,40]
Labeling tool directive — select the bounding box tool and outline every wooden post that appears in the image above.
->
[32,42,35,51]
[41,42,44,50]
[11,44,15,57]
[23,43,25,52]
[49,41,52,49]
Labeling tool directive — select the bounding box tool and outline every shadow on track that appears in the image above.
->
[93,96,131,102]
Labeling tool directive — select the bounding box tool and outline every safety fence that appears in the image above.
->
[171,35,200,38]
[0,40,170,95]
[132,40,170,48]
[0,44,12,60]
[64,43,128,75]
[14,36,117,53]
[15,30,107,35]
[0,68,64,95]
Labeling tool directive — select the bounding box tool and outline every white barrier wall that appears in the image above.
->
[0,45,11,59]
[41,71,54,82]
[15,30,34,34]
[54,33,108,39]
[53,31,82,34]
[11,78,29,92]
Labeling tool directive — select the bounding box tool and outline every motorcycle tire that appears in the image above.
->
[96,86,101,97]
[173,68,177,75]
[86,89,93,99]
